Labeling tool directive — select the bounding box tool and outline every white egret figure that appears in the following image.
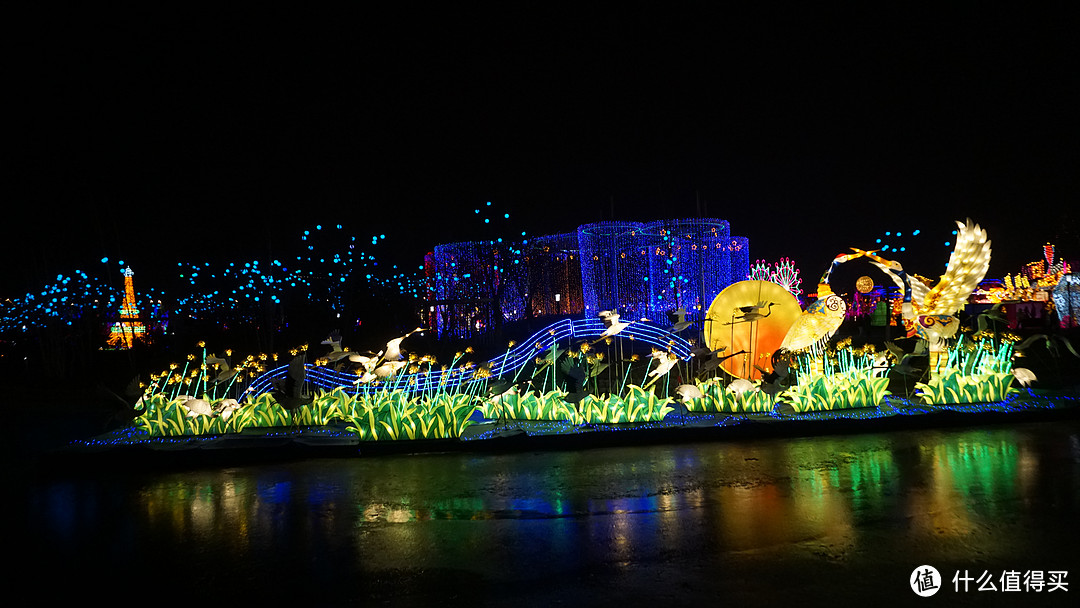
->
[729,301,776,324]
[216,398,241,420]
[384,327,425,362]
[353,370,378,386]
[1012,368,1037,387]
[318,330,352,366]
[674,384,704,401]
[183,397,213,417]
[642,349,679,389]
[206,354,238,385]
[727,378,757,396]
[597,310,631,337]
[348,350,383,373]
[373,360,409,379]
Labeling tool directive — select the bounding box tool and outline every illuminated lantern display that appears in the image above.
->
[107,267,148,349]
[525,232,583,317]
[704,280,801,379]
[779,249,876,354]
[866,219,991,376]
[429,218,750,338]
[576,219,746,323]
[729,236,750,282]
[779,283,848,354]
[871,219,991,345]
[748,261,772,282]
[855,275,874,293]
[1053,274,1080,328]
[642,218,731,322]
[577,221,649,317]
[770,258,803,299]
[430,240,514,339]
[750,257,803,299]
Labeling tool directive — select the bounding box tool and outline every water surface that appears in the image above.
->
[16,420,1080,606]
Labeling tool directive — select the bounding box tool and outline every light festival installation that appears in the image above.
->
[770,258,802,298]
[423,201,534,339]
[429,239,513,339]
[525,232,583,317]
[748,257,803,299]
[1053,274,1080,327]
[1025,243,1069,286]
[748,260,772,282]
[427,217,748,338]
[427,234,532,340]
[0,222,439,367]
[170,223,429,328]
[778,249,870,355]
[246,316,694,397]
[107,267,148,349]
[50,214,1080,453]
[642,218,732,322]
[577,220,649,317]
[867,219,992,371]
[703,280,802,380]
[981,242,1072,312]
[0,262,164,337]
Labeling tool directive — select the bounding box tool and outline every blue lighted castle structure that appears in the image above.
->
[427,218,749,339]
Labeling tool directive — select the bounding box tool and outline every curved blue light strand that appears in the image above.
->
[243,317,693,398]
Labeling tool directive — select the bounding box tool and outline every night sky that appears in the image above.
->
[10,6,1077,297]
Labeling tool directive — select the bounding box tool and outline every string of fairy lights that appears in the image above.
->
[0,223,429,336]
[428,215,751,339]
[1,207,757,342]
[7,213,1001,342]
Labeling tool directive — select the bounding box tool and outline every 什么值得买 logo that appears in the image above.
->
[911,565,942,597]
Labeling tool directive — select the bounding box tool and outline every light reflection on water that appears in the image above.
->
[19,420,1080,601]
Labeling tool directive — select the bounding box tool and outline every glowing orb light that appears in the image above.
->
[704,280,801,380]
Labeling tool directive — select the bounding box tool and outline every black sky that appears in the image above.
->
[9,6,1078,296]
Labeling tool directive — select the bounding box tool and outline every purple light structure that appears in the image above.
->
[642,218,732,322]
[577,221,649,317]
[430,240,504,339]
[426,218,750,337]
[729,236,750,282]
[526,232,583,317]
[430,239,531,339]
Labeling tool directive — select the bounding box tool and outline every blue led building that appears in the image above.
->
[641,218,732,322]
[429,218,749,338]
[577,221,649,317]
[430,240,504,339]
[525,232,583,317]
[729,236,750,284]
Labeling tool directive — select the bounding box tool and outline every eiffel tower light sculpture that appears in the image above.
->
[107,267,148,349]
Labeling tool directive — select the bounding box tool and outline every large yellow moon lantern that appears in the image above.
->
[704,280,801,380]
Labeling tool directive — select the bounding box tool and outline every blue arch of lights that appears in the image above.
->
[245,316,694,398]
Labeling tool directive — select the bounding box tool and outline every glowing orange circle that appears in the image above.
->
[856,275,874,293]
[704,281,801,380]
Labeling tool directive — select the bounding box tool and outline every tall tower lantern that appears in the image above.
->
[107,267,148,349]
